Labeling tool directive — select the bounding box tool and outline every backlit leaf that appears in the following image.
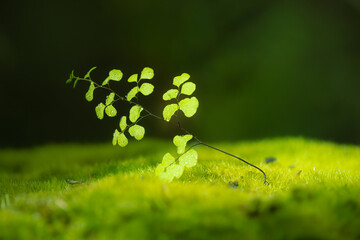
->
[102,69,123,85]
[105,92,115,105]
[155,164,166,176]
[84,66,97,79]
[167,164,184,179]
[128,74,138,83]
[128,124,145,140]
[85,83,95,102]
[163,104,179,122]
[179,149,198,168]
[173,135,193,154]
[118,133,128,147]
[140,67,154,80]
[173,73,190,87]
[105,105,117,117]
[95,103,105,120]
[163,89,179,101]
[129,105,143,122]
[126,87,139,101]
[158,171,174,182]
[112,129,120,146]
[179,97,199,118]
[119,116,127,131]
[181,82,196,95]
[162,153,176,166]
[139,83,154,95]
[66,70,74,84]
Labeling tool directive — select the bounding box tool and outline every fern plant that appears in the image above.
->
[66,67,268,184]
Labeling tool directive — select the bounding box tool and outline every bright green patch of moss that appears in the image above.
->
[1,137,360,239]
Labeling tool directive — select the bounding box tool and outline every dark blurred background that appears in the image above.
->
[1,0,360,147]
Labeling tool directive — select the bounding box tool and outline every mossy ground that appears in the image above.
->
[1,137,360,239]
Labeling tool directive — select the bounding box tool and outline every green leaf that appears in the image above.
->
[181,82,196,95]
[105,92,115,105]
[128,124,145,140]
[85,83,95,102]
[119,116,127,131]
[167,164,184,179]
[179,149,198,168]
[163,104,179,122]
[129,105,143,122]
[105,105,117,117]
[102,69,123,85]
[126,87,139,101]
[162,153,176,166]
[139,83,154,96]
[118,133,128,147]
[173,135,193,154]
[155,164,166,176]
[73,77,80,88]
[140,67,154,80]
[128,74,138,83]
[179,97,199,118]
[95,103,106,120]
[173,73,190,87]
[66,70,74,84]
[84,66,97,79]
[163,89,179,101]
[112,129,120,146]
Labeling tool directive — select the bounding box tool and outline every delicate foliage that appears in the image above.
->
[173,135,193,154]
[181,82,196,95]
[179,97,199,118]
[163,104,179,122]
[129,124,145,140]
[105,105,117,117]
[85,83,95,102]
[127,87,139,101]
[102,69,123,85]
[173,73,190,87]
[84,66,97,79]
[95,103,106,120]
[163,89,179,101]
[112,129,120,146]
[105,92,115,105]
[179,149,198,168]
[129,105,143,123]
[140,67,154,80]
[128,74,138,83]
[118,133,128,147]
[119,116,127,131]
[66,70,74,84]
[139,83,154,96]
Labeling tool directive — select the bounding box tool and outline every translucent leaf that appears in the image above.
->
[128,74,138,83]
[179,149,198,168]
[105,105,117,117]
[129,105,143,123]
[85,83,95,102]
[118,133,128,147]
[173,73,190,87]
[179,97,199,118]
[105,92,115,105]
[126,87,139,101]
[84,66,97,79]
[167,164,184,179]
[128,124,145,140]
[66,70,74,84]
[155,164,166,176]
[173,135,193,154]
[102,69,123,85]
[95,103,105,120]
[158,171,174,182]
[163,104,179,122]
[162,153,176,166]
[163,89,179,101]
[119,116,127,131]
[112,129,120,146]
[139,83,154,96]
[181,82,196,95]
[140,67,154,80]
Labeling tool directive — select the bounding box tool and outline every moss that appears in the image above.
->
[0,137,360,239]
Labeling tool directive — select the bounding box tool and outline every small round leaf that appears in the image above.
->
[129,105,143,123]
[85,83,95,102]
[163,104,179,122]
[173,73,190,87]
[179,97,199,118]
[128,74,138,83]
[181,82,196,95]
[128,124,145,140]
[173,135,193,154]
[162,153,176,166]
[163,89,179,101]
[179,149,198,168]
[140,67,154,80]
[112,129,120,146]
[105,105,117,117]
[118,133,128,147]
[105,92,115,105]
[126,87,139,101]
[95,103,106,120]
[119,116,127,131]
[167,164,184,179]
[139,83,154,96]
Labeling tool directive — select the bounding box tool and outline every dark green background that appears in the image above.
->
[1,0,360,147]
